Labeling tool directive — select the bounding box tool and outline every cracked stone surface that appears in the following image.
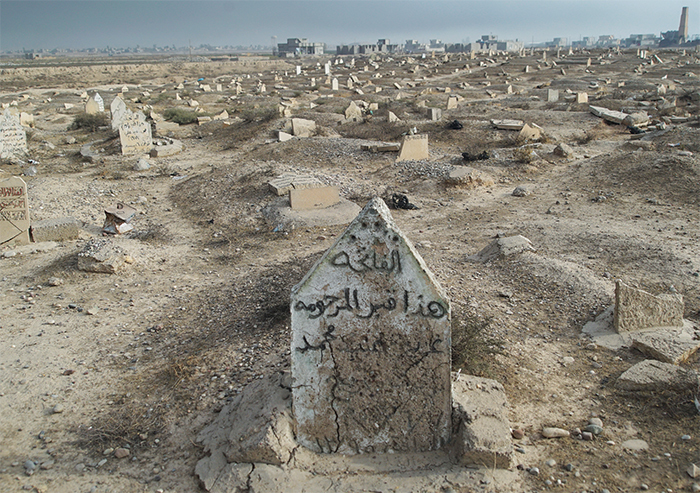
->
[629,322,700,364]
[291,197,451,455]
[616,359,699,392]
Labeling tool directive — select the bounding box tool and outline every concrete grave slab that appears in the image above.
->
[630,323,700,364]
[451,374,513,468]
[491,119,524,130]
[30,217,81,242]
[77,238,127,274]
[0,176,30,246]
[268,173,322,196]
[396,134,429,162]
[614,280,683,333]
[589,106,627,124]
[289,186,340,210]
[616,360,699,392]
[291,198,451,455]
[361,143,400,153]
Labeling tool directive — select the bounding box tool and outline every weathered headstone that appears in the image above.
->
[291,197,451,454]
[94,92,104,111]
[614,280,684,332]
[0,176,30,246]
[110,95,127,131]
[576,92,588,104]
[0,109,28,160]
[85,96,100,115]
[344,101,362,121]
[396,134,429,162]
[547,89,559,102]
[118,110,152,156]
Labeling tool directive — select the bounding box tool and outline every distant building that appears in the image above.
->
[277,38,325,57]
[624,34,660,47]
[660,6,691,47]
[336,39,399,55]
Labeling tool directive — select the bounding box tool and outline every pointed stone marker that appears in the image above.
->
[291,198,451,455]
[0,176,30,246]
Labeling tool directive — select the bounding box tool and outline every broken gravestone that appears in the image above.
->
[0,109,28,160]
[110,95,127,131]
[0,176,30,246]
[291,197,452,454]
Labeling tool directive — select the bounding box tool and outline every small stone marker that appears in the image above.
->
[0,109,28,160]
[614,280,684,332]
[491,119,524,130]
[289,186,340,210]
[0,176,30,246]
[85,96,100,115]
[118,110,152,156]
[576,92,588,104]
[291,197,451,454]
[344,101,362,121]
[30,217,80,242]
[396,134,429,162]
[291,118,316,138]
[428,108,442,121]
[446,96,458,109]
[518,123,542,141]
[547,89,559,102]
[268,173,322,196]
[110,95,127,131]
[388,111,400,122]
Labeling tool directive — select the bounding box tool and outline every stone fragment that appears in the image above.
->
[361,143,400,153]
[542,427,570,438]
[553,143,574,158]
[103,202,136,235]
[278,131,293,142]
[396,134,429,162]
[468,235,535,263]
[445,166,495,188]
[623,112,649,127]
[547,89,559,102]
[428,107,442,121]
[452,374,512,468]
[134,158,150,171]
[149,139,182,157]
[614,280,684,332]
[630,327,700,365]
[77,238,127,274]
[512,186,530,197]
[576,92,588,103]
[616,360,699,391]
[110,95,127,131]
[388,111,400,122]
[289,186,340,210]
[30,217,80,242]
[0,175,30,246]
[291,198,451,454]
[291,118,316,138]
[688,464,700,479]
[114,448,130,459]
[589,105,627,124]
[621,439,649,451]
[491,119,524,130]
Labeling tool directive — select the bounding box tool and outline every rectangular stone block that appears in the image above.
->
[289,186,340,210]
[30,217,80,242]
[0,109,28,160]
[291,198,451,455]
[547,89,559,102]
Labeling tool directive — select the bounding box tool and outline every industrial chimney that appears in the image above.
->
[679,6,689,43]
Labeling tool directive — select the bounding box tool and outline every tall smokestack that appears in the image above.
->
[679,6,689,42]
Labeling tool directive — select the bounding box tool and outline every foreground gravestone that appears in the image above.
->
[0,109,28,160]
[118,110,152,155]
[396,134,429,162]
[291,197,451,454]
[0,176,30,246]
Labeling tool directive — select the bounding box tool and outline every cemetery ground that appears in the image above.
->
[0,50,699,492]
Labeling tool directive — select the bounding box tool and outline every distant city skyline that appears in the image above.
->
[1,0,697,53]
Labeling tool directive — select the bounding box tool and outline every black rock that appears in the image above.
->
[448,120,463,130]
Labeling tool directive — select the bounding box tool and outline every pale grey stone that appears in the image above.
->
[468,235,536,263]
[452,374,513,468]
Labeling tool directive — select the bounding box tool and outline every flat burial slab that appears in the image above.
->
[291,197,451,455]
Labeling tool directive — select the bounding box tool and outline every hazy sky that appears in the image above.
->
[1,0,697,52]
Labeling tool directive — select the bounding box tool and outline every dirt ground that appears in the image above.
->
[1,48,699,492]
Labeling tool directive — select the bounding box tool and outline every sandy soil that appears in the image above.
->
[1,49,699,492]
